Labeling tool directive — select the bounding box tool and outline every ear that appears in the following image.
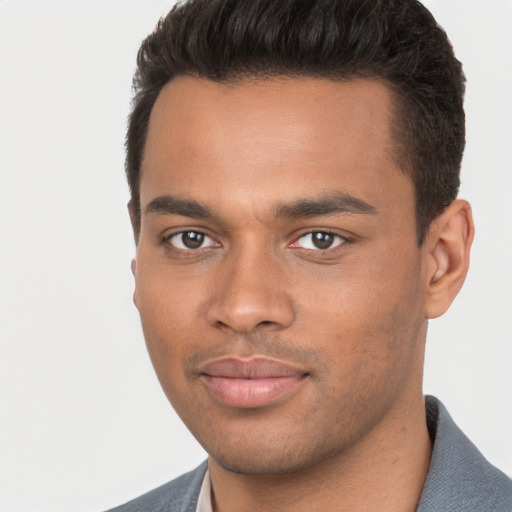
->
[131,256,140,310]
[130,256,140,309]
[423,199,475,319]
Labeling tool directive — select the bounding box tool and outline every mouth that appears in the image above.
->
[198,357,309,408]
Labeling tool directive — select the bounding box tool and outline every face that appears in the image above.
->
[133,76,429,475]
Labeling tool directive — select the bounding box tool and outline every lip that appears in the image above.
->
[198,357,309,408]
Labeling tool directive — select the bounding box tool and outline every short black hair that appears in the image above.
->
[126,0,465,244]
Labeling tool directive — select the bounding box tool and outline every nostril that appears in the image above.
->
[206,289,295,333]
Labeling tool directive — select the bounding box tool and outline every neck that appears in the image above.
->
[208,390,432,512]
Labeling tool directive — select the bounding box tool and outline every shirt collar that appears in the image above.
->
[196,468,213,512]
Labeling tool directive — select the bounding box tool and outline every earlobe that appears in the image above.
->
[424,199,475,319]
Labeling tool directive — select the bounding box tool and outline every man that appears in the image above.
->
[109,0,512,510]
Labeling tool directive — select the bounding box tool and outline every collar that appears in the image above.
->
[196,468,213,512]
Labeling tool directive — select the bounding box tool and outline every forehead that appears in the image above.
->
[140,76,413,222]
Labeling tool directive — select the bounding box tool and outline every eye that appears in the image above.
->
[292,231,346,251]
[165,230,218,250]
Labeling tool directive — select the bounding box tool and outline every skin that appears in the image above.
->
[132,76,474,511]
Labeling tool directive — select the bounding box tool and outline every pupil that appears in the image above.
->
[313,232,334,250]
[182,231,204,249]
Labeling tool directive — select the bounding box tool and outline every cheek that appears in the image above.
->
[136,255,205,334]
[297,271,424,440]
[134,270,201,392]
[295,246,425,377]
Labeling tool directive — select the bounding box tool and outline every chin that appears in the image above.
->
[211,453,318,475]
[205,433,346,476]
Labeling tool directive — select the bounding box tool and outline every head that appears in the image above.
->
[127,0,473,476]
[126,0,466,246]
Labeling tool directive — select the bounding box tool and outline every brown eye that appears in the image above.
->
[167,231,217,250]
[311,232,335,250]
[293,231,345,250]
[181,231,204,249]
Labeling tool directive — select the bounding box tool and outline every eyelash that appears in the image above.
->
[162,229,350,254]
[162,230,219,252]
[289,229,349,252]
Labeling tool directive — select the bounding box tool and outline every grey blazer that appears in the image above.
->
[107,396,512,511]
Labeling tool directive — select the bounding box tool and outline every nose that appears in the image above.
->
[206,248,295,334]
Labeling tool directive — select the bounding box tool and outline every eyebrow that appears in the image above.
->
[144,191,377,222]
[145,195,212,219]
[274,192,377,219]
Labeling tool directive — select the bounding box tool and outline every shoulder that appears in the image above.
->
[418,396,512,512]
[105,461,208,512]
